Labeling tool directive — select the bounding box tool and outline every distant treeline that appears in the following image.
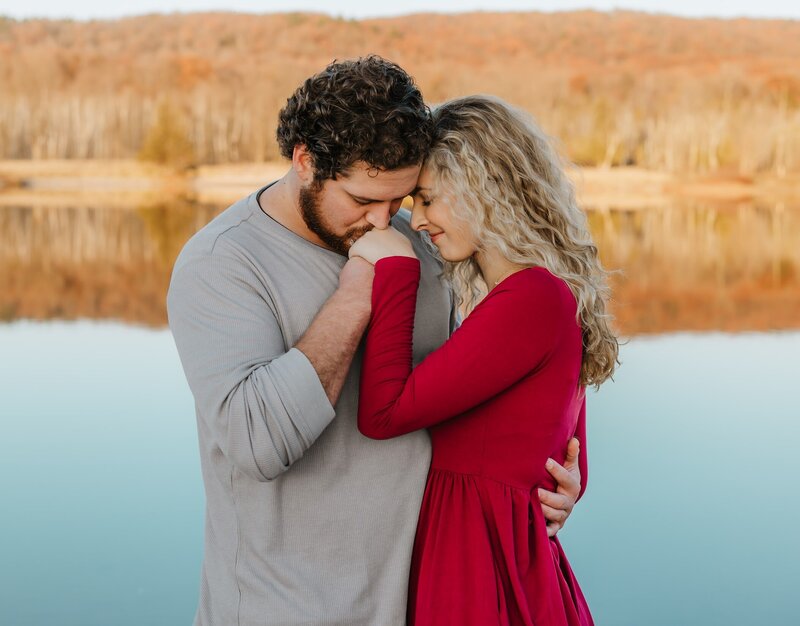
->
[1,11,800,174]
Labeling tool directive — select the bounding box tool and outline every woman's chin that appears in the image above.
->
[437,247,471,263]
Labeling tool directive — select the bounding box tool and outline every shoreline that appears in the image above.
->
[1,159,798,209]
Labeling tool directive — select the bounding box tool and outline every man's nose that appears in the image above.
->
[365,204,392,230]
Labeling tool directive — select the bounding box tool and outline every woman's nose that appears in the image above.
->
[410,205,428,231]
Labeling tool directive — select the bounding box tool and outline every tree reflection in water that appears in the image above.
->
[1,198,798,334]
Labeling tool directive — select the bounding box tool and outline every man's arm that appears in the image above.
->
[539,437,583,537]
[295,257,373,406]
[167,242,372,483]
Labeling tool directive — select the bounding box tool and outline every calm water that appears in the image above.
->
[1,322,799,625]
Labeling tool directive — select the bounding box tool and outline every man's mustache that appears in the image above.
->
[345,224,375,244]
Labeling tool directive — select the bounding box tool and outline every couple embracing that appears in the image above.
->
[168,55,618,626]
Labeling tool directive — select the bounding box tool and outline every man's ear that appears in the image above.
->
[292,145,315,184]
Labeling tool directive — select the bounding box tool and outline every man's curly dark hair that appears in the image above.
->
[277,56,433,181]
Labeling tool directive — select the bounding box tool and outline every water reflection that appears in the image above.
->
[589,201,800,333]
[0,200,218,324]
[1,198,799,334]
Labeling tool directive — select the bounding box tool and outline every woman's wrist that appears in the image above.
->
[375,256,421,272]
[376,251,418,260]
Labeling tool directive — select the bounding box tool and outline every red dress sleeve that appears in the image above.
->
[358,256,571,440]
[575,397,589,501]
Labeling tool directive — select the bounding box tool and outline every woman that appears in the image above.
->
[349,95,618,626]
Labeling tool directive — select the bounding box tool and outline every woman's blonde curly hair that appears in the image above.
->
[426,95,619,388]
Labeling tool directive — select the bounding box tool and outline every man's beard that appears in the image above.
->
[299,182,372,256]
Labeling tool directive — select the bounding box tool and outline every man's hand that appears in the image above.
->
[349,227,417,265]
[538,437,581,537]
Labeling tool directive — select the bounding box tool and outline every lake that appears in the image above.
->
[1,323,798,625]
[1,197,799,625]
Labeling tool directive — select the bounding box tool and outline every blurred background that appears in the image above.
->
[1,1,799,624]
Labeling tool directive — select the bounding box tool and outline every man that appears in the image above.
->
[168,55,582,626]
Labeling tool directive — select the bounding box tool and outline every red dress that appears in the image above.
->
[358,257,593,626]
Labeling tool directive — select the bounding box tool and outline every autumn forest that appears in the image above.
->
[1,10,799,175]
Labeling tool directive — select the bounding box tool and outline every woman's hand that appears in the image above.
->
[349,227,417,265]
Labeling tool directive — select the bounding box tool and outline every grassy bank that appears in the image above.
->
[2,159,798,209]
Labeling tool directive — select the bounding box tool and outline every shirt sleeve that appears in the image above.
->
[448,285,462,333]
[167,239,335,482]
[358,256,567,440]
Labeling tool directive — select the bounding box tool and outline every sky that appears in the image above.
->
[1,0,799,21]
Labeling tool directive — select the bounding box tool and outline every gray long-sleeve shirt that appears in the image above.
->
[167,186,453,625]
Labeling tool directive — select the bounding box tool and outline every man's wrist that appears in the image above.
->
[332,285,372,318]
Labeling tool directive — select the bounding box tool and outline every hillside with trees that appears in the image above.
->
[1,10,799,174]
